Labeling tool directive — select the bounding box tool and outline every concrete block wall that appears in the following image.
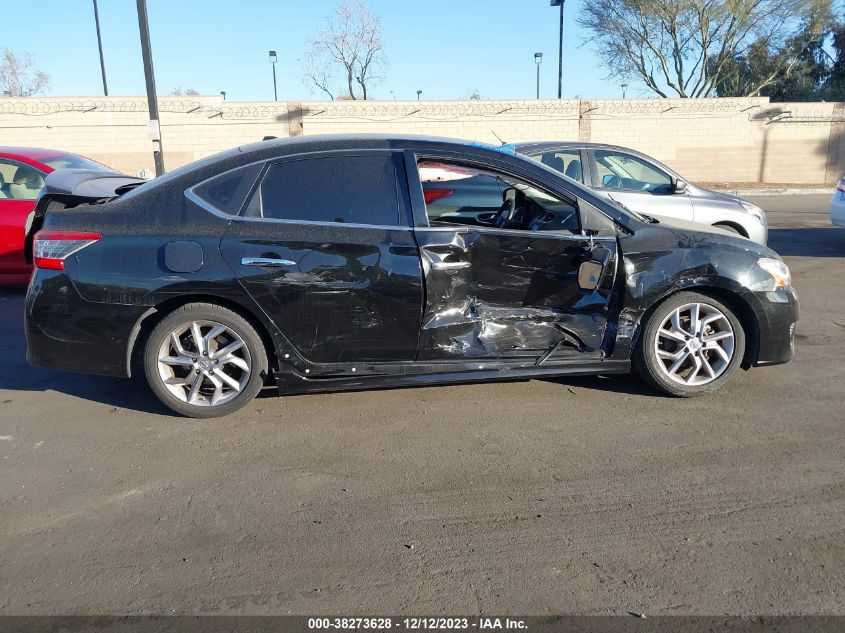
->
[0,96,842,184]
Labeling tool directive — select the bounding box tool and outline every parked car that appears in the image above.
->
[830,176,845,228]
[24,135,797,418]
[0,147,114,285]
[422,142,768,244]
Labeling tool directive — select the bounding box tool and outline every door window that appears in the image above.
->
[594,150,672,193]
[249,155,402,226]
[0,160,45,201]
[418,160,581,233]
[531,150,584,183]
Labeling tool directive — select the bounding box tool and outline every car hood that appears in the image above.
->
[688,184,750,206]
[645,214,779,258]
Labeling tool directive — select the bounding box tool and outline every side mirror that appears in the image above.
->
[673,179,688,194]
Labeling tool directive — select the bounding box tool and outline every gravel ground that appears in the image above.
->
[0,194,842,616]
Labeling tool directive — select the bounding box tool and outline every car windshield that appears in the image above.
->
[522,150,649,222]
[40,155,114,172]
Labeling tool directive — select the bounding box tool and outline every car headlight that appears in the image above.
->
[757,257,791,289]
[740,202,767,225]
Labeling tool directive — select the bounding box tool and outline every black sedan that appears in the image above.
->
[24,135,798,418]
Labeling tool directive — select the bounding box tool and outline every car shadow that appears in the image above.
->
[546,373,658,397]
[767,227,845,258]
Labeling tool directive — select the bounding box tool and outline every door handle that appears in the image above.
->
[241,257,296,267]
[431,261,470,271]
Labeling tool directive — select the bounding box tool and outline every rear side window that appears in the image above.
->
[193,163,263,215]
[251,155,401,226]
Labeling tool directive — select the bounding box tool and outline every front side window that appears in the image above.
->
[418,160,581,233]
[250,155,401,226]
[594,150,672,193]
[0,160,45,201]
[531,149,584,183]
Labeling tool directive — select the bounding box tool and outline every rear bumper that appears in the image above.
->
[743,286,799,367]
[25,270,147,377]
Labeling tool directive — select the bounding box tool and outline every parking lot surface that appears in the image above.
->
[1,194,842,615]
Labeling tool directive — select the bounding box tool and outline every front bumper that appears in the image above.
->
[743,286,799,366]
[830,194,845,228]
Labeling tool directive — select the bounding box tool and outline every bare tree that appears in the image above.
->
[578,0,816,98]
[302,0,387,100]
[0,48,50,97]
[170,88,200,96]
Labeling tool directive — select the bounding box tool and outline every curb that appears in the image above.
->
[712,187,833,196]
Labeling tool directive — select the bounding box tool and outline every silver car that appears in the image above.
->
[516,142,768,244]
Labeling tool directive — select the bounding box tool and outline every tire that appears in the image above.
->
[634,291,745,397]
[143,303,269,418]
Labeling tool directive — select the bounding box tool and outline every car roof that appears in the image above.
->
[146,133,521,187]
[514,141,648,154]
[244,133,514,157]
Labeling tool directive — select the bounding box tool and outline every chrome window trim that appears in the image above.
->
[184,188,237,221]
[227,214,414,232]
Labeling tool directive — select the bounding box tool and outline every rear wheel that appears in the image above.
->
[144,303,268,418]
[634,292,745,397]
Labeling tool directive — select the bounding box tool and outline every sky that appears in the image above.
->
[1,0,632,101]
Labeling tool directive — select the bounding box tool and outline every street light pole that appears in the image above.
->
[136,0,164,176]
[621,83,628,99]
[534,52,543,99]
[92,0,108,96]
[416,90,422,101]
[551,0,565,99]
[269,50,278,101]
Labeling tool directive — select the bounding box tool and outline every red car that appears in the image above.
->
[0,147,115,285]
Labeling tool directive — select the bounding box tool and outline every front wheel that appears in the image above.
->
[634,292,745,397]
[144,303,268,418]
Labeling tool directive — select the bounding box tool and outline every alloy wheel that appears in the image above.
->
[653,302,735,386]
[156,320,252,407]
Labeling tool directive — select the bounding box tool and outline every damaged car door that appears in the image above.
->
[408,156,619,362]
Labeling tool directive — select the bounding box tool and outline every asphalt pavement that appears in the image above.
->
[0,194,842,615]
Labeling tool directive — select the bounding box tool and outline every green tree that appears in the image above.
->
[712,0,843,100]
[578,0,819,98]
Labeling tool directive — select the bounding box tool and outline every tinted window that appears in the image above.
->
[40,155,114,172]
[594,150,672,192]
[255,155,401,226]
[194,163,263,215]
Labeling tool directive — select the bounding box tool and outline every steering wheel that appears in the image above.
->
[604,174,623,189]
[493,188,518,228]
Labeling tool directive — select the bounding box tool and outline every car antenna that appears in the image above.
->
[491,130,507,145]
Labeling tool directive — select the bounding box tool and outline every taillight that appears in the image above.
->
[424,188,454,204]
[33,230,102,270]
[837,178,845,194]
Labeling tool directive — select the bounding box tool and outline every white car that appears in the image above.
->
[831,177,845,228]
